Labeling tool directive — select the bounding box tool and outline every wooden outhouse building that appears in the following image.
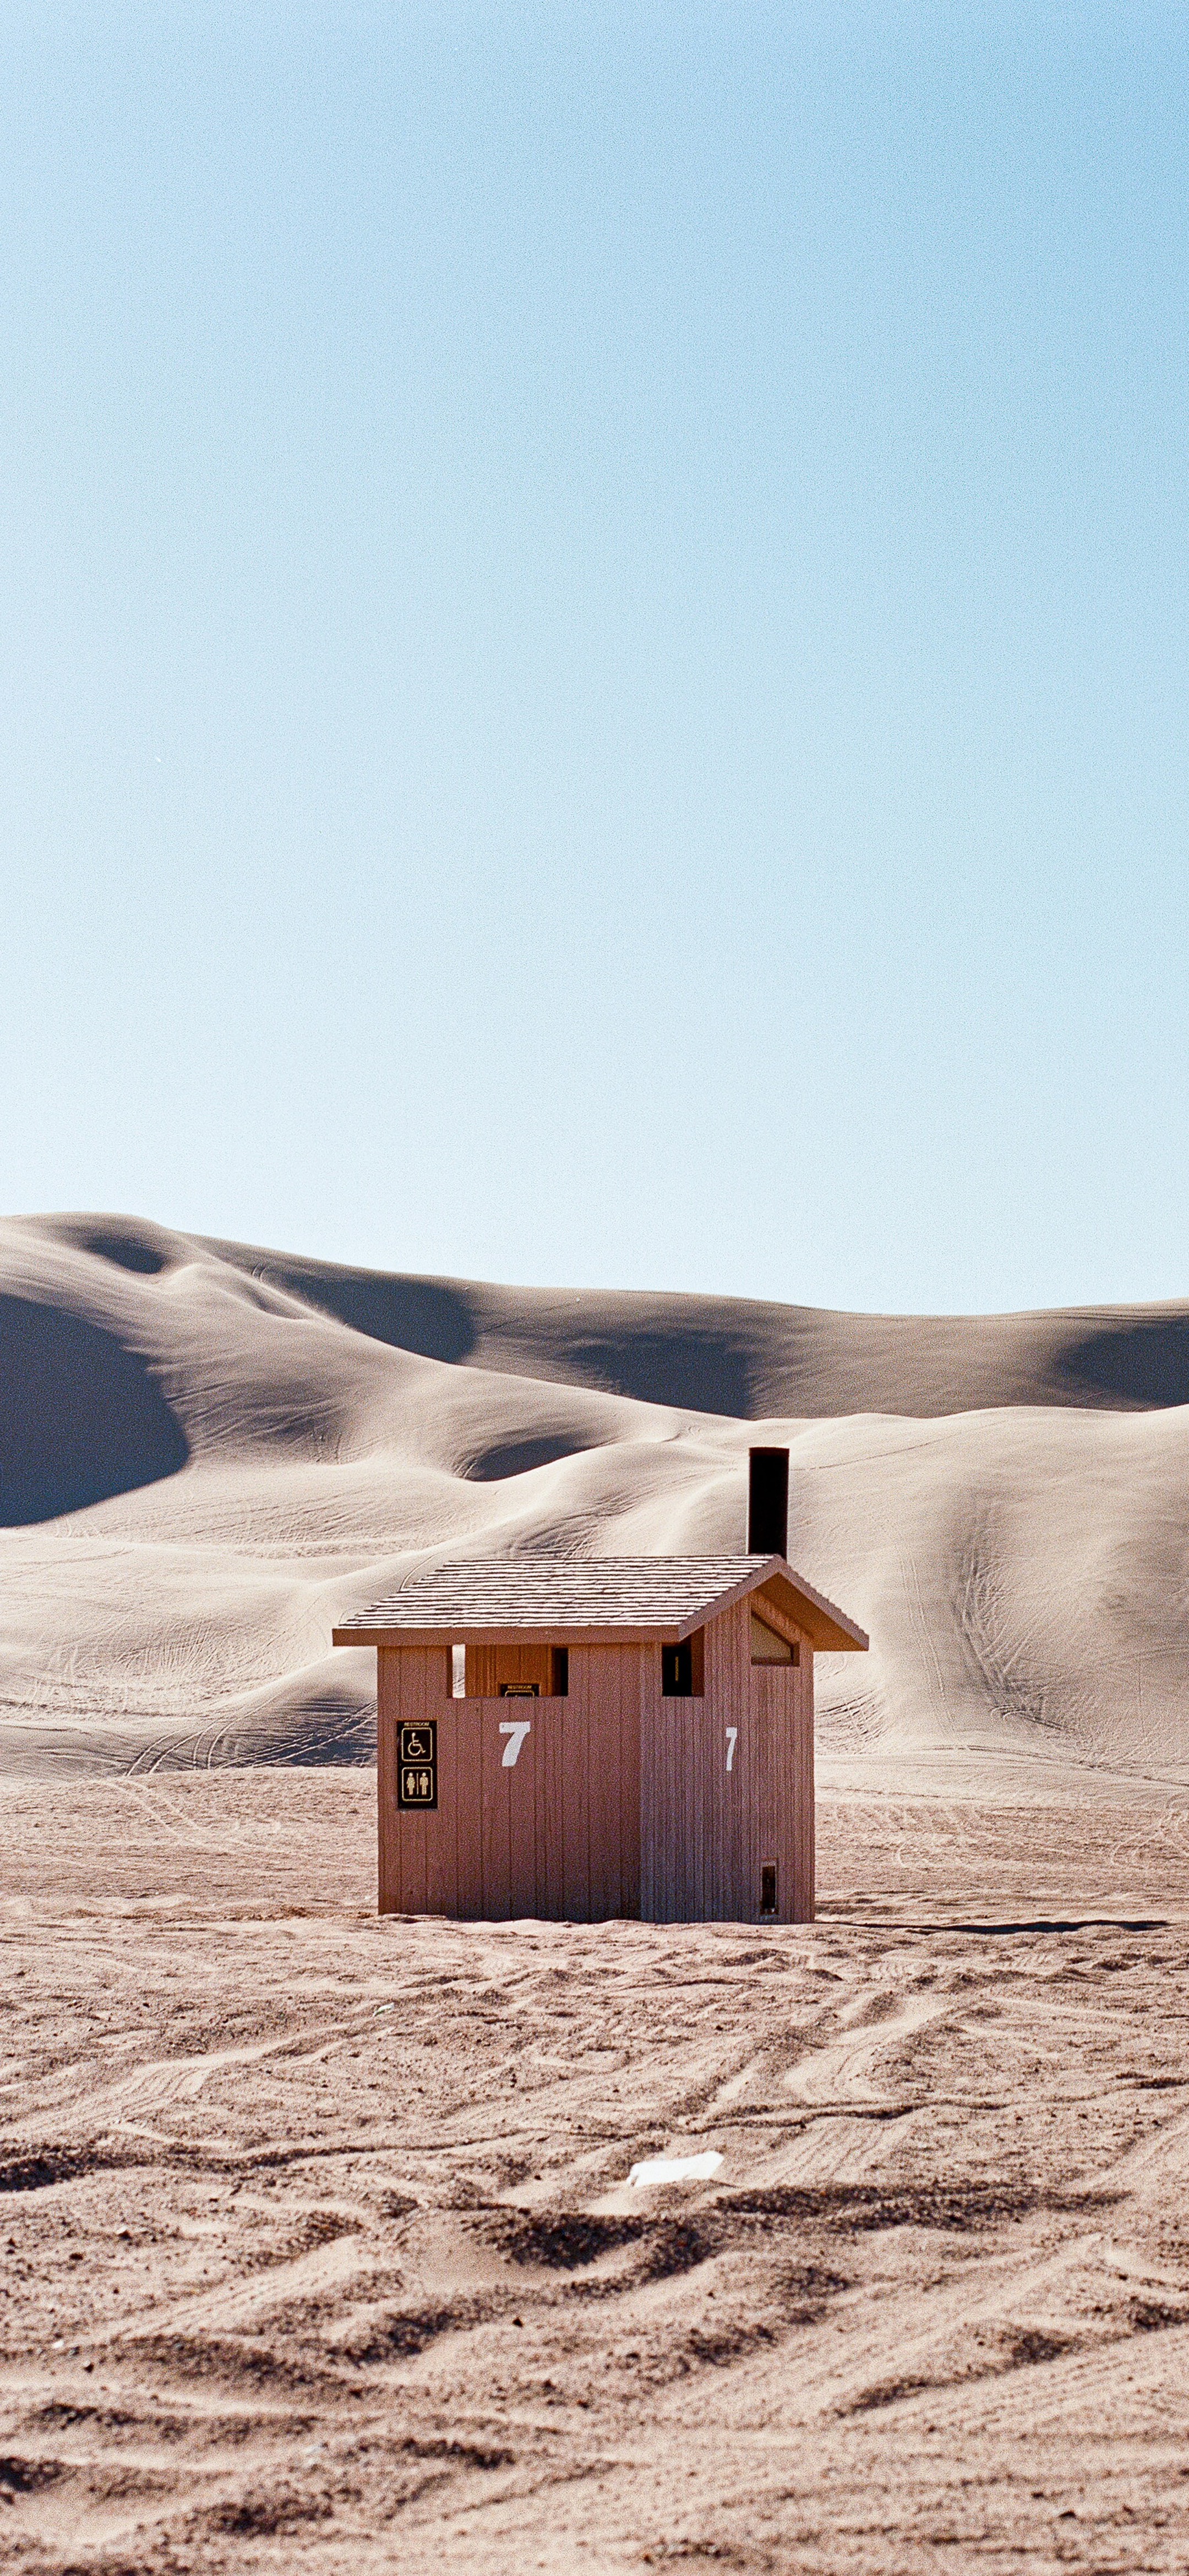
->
[333,1460,867,1924]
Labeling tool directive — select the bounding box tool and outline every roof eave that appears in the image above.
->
[670,1556,869,1653]
[755,1563,869,1652]
[332,1553,869,1656]
[332,1622,691,1649]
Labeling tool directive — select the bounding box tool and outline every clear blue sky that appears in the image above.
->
[3,4,1186,1313]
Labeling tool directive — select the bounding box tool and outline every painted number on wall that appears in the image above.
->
[499,1719,532,1768]
[725,1726,738,1773]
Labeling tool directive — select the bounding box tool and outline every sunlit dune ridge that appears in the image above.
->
[1,1211,1187,1778]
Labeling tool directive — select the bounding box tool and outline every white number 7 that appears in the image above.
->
[725,1726,738,1773]
[499,1720,532,1768]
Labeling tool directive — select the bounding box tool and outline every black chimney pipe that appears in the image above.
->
[747,1447,789,1558]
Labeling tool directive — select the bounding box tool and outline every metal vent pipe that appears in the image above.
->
[747,1447,789,1558]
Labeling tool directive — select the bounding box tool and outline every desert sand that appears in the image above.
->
[3,1213,1189,2569]
[5,1772,1189,2570]
[3,1212,1189,1779]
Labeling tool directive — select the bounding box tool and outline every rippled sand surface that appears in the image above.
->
[4,1765,1189,2573]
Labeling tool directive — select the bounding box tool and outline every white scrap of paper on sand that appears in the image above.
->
[628,2151,723,2188]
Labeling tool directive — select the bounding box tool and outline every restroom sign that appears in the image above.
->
[397,1721,437,1809]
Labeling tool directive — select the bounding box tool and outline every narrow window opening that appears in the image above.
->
[550,1647,569,1697]
[662,1629,704,1697]
[450,1642,466,1698]
[662,1639,691,1696]
[760,1862,778,1917]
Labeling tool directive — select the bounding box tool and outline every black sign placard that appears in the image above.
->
[397,1720,437,1810]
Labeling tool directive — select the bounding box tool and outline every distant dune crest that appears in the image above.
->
[2,1213,1188,1779]
[191,1227,1189,1417]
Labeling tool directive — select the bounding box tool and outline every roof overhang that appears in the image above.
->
[332,1554,868,1655]
[335,1622,699,1649]
[743,1564,869,1653]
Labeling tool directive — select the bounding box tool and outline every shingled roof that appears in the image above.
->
[332,1554,868,1653]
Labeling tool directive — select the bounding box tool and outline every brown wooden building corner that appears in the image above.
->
[331,1449,868,1926]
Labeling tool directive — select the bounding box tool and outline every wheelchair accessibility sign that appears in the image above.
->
[397,1721,437,1809]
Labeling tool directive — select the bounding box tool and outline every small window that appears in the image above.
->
[661,1629,704,1697]
[760,1862,778,1917]
[662,1640,692,1696]
[750,1612,798,1666]
[449,1646,564,1697]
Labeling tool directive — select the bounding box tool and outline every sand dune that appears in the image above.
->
[192,1224,1189,1417]
[6,1218,1189,2572]
[2,1213,1187,1780]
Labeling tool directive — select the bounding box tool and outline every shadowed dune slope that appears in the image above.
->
[1,1212,1187,1778]
[0,1292,189,1524]
[198,1228,1189,1416]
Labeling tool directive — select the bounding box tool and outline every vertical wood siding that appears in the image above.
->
[466,1641,554,1696]
[378,1617,814,1923]
[639,1603,815,1923]
[377,1643,644,1921]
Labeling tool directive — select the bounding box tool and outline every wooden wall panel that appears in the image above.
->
[639,1640,670,1924]
[506,1700,538,1918]
[749,1635,814,1922]
[561,1666,591,1923]
[377,1619,812,1925]
[539,1695,565,1918]
[639,1603,815,1924]
[711,1604,748,1922]
[377,1688,576,1921]
[377,1649,399,1915]
[467,1642,553,1697]
[587,1646,621,1922]
[423,1682,455,1920]
[379,1647,455,1918]
[397,1652,428,1914]
[689,1642,707,1918]
[480,1705,512,1922]
[800,1645,815,1919]
[749,1664,778,1920]
[617,1647,644,1919]
[453,1696,484,1919]
[641,1651,684,1924]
